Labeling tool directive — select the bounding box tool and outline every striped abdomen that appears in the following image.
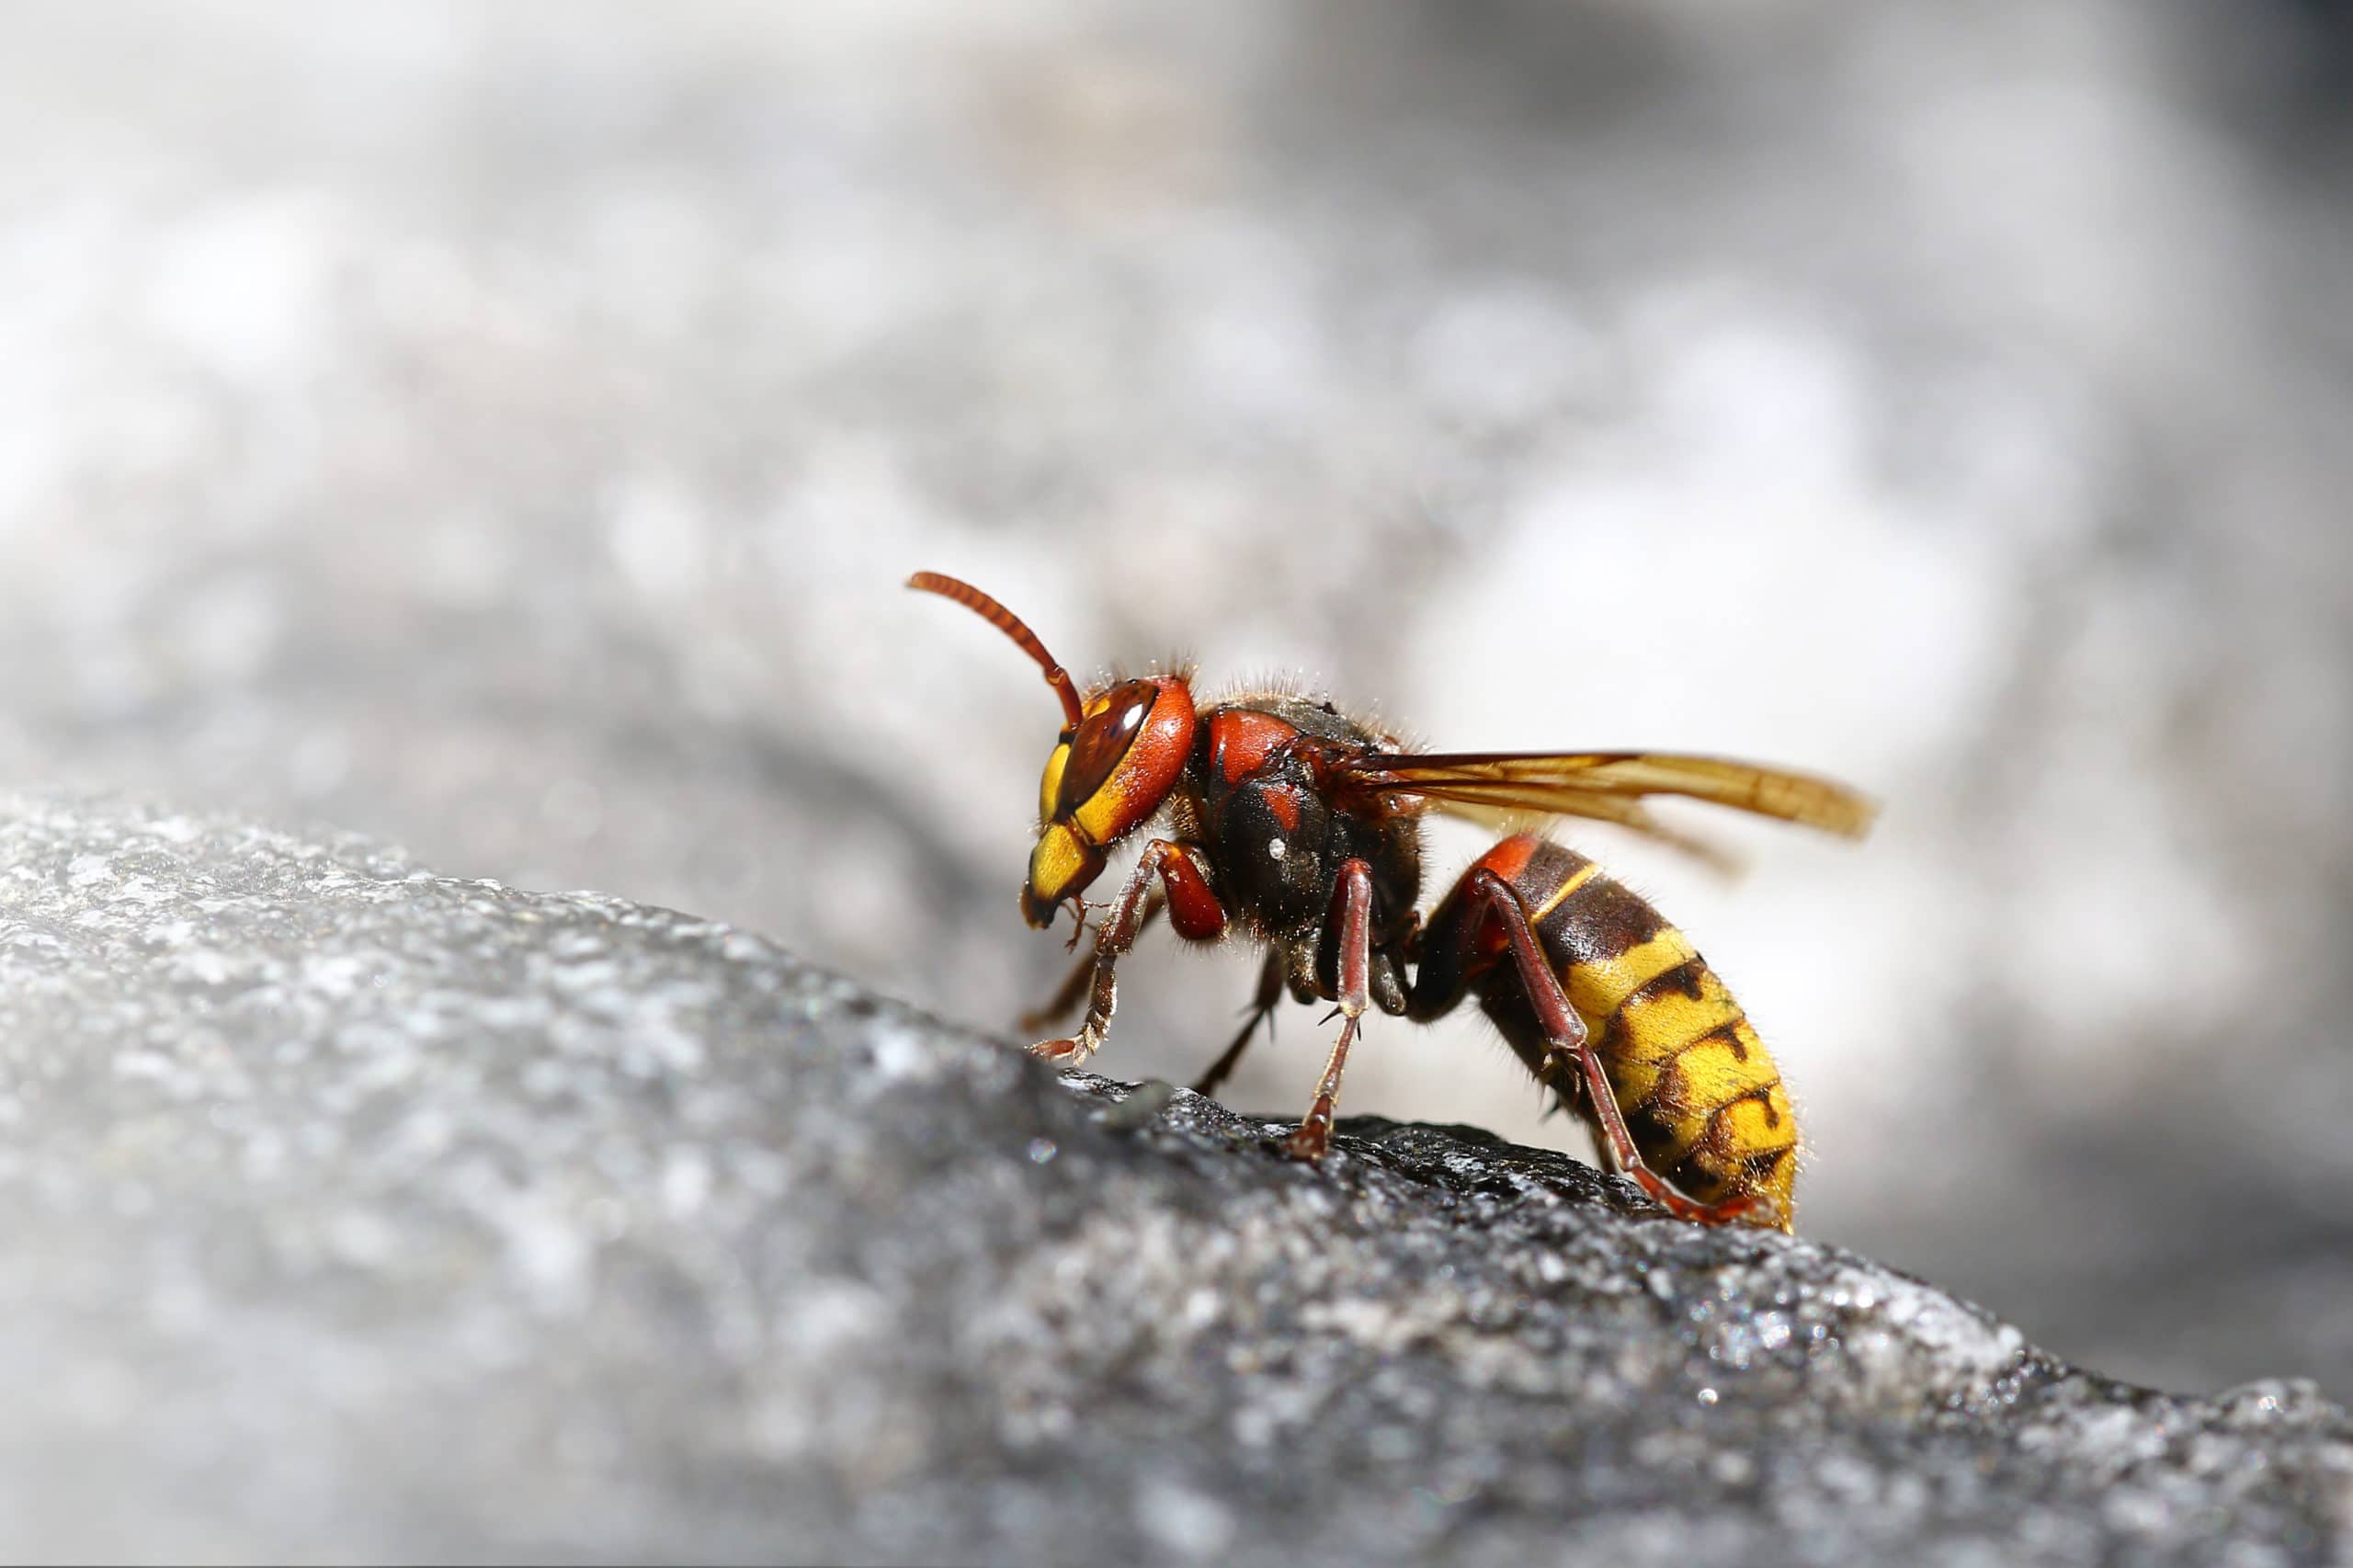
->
[1471,835,1799,1228]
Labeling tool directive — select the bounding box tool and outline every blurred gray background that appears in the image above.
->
[1,0,2348,1399]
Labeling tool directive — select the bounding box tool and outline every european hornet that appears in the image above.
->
[910,571,1874,1230]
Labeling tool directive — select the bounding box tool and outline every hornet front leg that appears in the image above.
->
[1030,840,1225,1069]
[1021,893,1164,1035]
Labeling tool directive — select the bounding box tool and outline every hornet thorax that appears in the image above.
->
[1181,692,1424,1014]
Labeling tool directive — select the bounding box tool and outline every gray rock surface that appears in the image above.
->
[2,793,2347,1565]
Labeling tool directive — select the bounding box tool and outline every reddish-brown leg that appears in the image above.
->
[1419,868,1774,1226]
[1190,950,1285,1098]
[1283,858,1374,1161]
[1031,841,1226,1069]
[1020,895,1162,1034]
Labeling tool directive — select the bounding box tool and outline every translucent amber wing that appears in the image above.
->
[1336,750,1877,840]
[1402,787,1747,875]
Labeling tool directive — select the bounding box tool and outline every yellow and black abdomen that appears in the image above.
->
[1472,835,1800,1228]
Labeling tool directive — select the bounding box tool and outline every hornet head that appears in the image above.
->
[908,572,1196,929]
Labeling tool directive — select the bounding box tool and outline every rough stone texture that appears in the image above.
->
[2,794,2347,1565]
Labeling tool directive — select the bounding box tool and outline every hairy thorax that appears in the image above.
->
[1178,691,1424,1010]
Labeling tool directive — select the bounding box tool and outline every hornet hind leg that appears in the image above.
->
[1411,865,1779,1228]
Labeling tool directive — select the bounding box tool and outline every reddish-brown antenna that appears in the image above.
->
[907,571,1086,730]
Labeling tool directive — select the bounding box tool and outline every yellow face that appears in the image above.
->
[1023,821,1102,928]
[1019,677,1196,928]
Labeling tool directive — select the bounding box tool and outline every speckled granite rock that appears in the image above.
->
[0,794,2346,1565]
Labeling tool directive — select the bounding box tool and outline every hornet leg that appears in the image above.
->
[1283,858,1374,1161]
[1190,950,1285,1099]
[1031,840,1225,1070]
[1417,868,1775,1227]
[1020,894,1161,1035]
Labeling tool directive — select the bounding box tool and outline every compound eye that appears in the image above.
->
[1053,679,1159,819]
